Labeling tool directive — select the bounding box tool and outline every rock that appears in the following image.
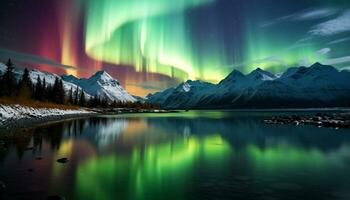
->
[264,112,350,129]
[47,195,66,200]
[293,121,300,126]
[313,116,322,121]
[56,158,69,163]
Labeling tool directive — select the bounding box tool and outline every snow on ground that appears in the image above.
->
[0,104,92,127]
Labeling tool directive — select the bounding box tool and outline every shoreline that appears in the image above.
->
[0,112,97,134]
[264,112,350,129]
[0,105,177,134]
[0,104,96,134]
[1,105,350,133]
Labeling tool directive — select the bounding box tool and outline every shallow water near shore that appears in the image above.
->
[1,110,350,200]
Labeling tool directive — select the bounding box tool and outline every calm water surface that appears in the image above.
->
[1,111,350,200]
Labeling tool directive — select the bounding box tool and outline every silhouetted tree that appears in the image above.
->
[42,77,47,100]
[74,86,79,105]
[2,59,16,96]
[68,87,74,105]
[58,79,65,104]
[34,76,42,100]
[51,77,65,104]
[79,90,86,107]
[18,68,33,99]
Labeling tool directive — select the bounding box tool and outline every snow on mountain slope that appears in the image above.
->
[1,63,136,102]
[30,69,90,98]
[146,87,176,105]
[147,80,215,109]
[0,63,6,73]
[218,68,277,91]
[147,63,350,109]
[62,71,136,102]
[0,63,89,98]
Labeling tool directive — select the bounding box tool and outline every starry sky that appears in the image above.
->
[0,0,350,96]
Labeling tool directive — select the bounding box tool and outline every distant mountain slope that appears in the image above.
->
[147,63,350,109]
[0,63,136,102]
[62,71,135,102]
[0,62,89,98]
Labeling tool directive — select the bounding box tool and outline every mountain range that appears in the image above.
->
[0,62,136,102]
[2,62,350,109]
[146,63,350,109]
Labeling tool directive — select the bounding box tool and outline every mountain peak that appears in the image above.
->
[62,74,79,82]
[226,69,244,79]
[92,70,112,78]
[312,62,322,66]
[90,70,117,84]
[248,67,277,80]
[308,62,338,74]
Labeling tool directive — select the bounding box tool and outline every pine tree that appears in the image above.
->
[88,94,98,107]
[3,59,16,96]
[42,78,47,101]
[68,87,73,105]
[51,77,59,103]
[74,86,79,105]
[34,76,42,100]
[58,79,65,104]
[79,90,86,107]
[18,68,33,100]
[50,77,65,104]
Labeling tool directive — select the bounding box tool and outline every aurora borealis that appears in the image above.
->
[1,0,350,96]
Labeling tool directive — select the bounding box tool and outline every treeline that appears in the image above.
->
[0,59,79,105]
[0,59,160,109]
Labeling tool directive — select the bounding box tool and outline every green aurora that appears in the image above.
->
[75,134,231,200]
[1,0,350,94]
[83,0,350,83]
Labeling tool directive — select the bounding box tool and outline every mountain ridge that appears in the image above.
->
[0,63,136,102]
[147,62,350,109]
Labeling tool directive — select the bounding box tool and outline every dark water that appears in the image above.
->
[1,111,350,200]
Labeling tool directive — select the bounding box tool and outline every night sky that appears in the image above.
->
[0,0,350,96]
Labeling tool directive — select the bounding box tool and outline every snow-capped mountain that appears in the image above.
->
[62,71,136,102]
[0,62,88,98]
[147,80,215,109]
[0,62,136,102]
[147,63,350,109]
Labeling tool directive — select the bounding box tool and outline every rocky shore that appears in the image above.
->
[0,104,95,134]
[0,112,97,134]
[90,107,178,114]
[0,104,177,134]
[264,112,350,129]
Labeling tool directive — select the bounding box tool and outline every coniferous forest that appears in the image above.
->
[0,59,159,109]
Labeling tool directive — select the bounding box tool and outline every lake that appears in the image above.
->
[1,111,350,200]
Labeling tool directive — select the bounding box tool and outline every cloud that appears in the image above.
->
[327,37,350,45]
[340,66,350,71]
[128,82,167,91]
[261,8,338,27]
[315,48,331,56]
[323,55,350,65]
[296,8,338,20]
[254,56,288,66]
[0,48,90,72]
[287,41,312,50]
[309,10,350,36]
[227,55,288,71]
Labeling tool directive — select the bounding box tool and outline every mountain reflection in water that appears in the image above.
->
[1,111,350,200]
